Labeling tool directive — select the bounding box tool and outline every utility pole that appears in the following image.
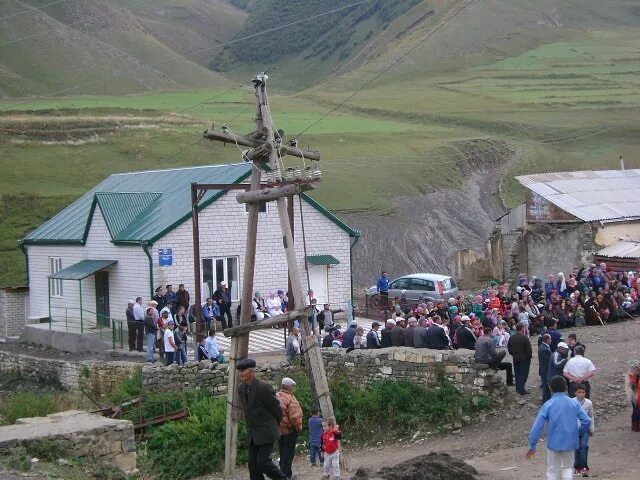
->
[203,74,334,477]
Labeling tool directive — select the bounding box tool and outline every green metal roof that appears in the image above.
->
[21,163,361,246]
[307,255,340,266]
[49,259,117,280]
[96,192,162,239]
[22,163,252,245]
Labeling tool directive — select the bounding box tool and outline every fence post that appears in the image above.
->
[65,308,68,331]
[119,322,123,349]
[365,294,369,318]
[112,322,116,350]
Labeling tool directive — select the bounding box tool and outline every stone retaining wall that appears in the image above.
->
[0,410,136,474]
[0,347,505,401]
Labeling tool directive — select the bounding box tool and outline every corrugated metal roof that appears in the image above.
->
[96,192,161,239]
[23,164,252,245]
[307,255,340,266]
[22,163,361,245]
[49,259,117,280]
[597,241,640,259]
[516,169,640,222]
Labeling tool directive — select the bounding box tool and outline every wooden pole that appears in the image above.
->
[257,81,335,421]
[191,185,202,339]
[223,81,264,478]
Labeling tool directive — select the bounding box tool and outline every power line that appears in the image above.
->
[0,0,145,48]
[0,0,71,22]
[0,0,376,112]
[294,0,476,139]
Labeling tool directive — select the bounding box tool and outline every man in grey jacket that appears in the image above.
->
[414,318,429,348]
[475,326,514,386]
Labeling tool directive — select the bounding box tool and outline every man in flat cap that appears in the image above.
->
[236,358,287,480]
[276,377,303,479]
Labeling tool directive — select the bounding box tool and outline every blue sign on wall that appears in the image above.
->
[158,248,173,266]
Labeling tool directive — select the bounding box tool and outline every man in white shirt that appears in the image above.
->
[132,296,145,352]
[204,328,224,363]
[163,320,177,366]
[563,346,596,398]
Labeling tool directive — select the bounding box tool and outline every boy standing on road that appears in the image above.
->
[527,375,592,480]
[573,384,595,477]
[308,409,323,467]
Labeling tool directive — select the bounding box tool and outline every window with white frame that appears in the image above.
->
[202,257,239,301]
[49,257,63,297]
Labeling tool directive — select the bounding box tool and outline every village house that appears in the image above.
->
[493,169,640,282]
[19,163,361,332]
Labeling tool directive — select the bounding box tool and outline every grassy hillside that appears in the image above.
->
[1,1,640,286]
[0,0,242,97]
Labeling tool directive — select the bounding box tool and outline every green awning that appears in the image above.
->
[49,259,117,280]
[307,255,340,266]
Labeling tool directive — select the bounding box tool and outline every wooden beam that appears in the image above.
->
[222,307,312,337]
[236,183,315,204]
[193,183,251,191]
[203,129,321,161]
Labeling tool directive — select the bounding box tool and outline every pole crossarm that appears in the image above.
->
[236,183,315,204]
[203,128,321,161]
[222,306,312,337]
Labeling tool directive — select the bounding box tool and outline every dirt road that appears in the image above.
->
[280,319,639,479]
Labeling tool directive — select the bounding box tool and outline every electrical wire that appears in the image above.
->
[0,0,71,21]
[294,0,477,140]
[0,0,377,112]
[0,0,145,48]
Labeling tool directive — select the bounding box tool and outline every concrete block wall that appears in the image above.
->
[525,222,598,278]
[0,287,29,337]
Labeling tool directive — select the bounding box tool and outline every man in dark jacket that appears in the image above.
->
[507,323,533,395]
[152,286,166,311]
[390,318,406,347]
[414,318,429,348]
[380,319,395,348]
[366,322,381,349]
[538,333,552,404]
[176,284,190,311]
[455,316,476,350]
[236,358,287,480]
[404,317,417,347]
[342,321,358,349]
[547,320,563,352]
[425,317,450,350]
[213,281,233,329]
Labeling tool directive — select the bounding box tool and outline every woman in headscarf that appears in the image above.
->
[556,272,568,298]
[624,360,640,432]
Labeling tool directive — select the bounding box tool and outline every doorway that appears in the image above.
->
[308,265,328,305]
[95,271,110,327]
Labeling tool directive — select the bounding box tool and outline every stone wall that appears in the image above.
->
[0,347,505,401]
[0,410,136,474]
[0,287,29,338]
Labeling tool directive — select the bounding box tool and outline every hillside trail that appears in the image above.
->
[222,319,639,480]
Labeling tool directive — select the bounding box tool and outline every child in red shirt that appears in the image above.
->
[321,418,342,480]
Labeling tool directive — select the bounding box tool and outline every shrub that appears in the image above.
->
[25,439,68,461]
[0,392,70,425]
[142,394,247,480]
[107,367,143,405]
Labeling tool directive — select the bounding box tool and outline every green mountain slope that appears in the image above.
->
[0,0,244,97]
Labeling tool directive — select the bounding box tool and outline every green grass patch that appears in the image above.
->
[0,392,72,425]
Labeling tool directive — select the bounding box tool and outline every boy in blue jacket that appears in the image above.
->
[308,409,323,467]
[527,375,592,479]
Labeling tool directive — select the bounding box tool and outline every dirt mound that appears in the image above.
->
[351,453,478,480]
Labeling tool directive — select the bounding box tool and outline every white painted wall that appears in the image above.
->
[26,206,148,325]
[152,193,353,310]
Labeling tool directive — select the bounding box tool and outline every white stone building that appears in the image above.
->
[21,163,361,329]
